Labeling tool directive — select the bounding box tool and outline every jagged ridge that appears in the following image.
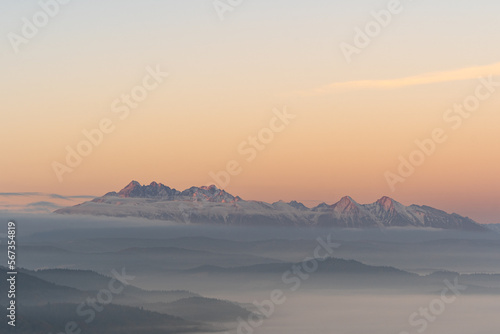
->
[55,181,486,231]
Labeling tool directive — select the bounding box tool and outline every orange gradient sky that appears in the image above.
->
[0,0,499,223]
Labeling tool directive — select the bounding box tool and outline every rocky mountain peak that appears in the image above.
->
[376,196,396,211]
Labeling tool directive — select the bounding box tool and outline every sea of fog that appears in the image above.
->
[1,213,499,334]
[198,292,500,334]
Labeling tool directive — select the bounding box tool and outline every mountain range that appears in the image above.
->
[54,181,486,231]
[0,267,249,333]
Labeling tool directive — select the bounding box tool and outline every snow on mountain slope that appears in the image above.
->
[54,181,487,231]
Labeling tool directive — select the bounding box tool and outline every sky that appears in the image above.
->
[0,0,499,223]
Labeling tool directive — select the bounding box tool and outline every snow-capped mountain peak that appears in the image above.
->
[376,196,396,211]
[114,181,179,199]
[200,184,219,192]
[288,200,309,211]
[333,196,360,213]
[117,180,141,196]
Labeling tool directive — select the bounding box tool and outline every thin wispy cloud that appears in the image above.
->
[26,201,63,208]
[293,62,500,97]
[0,192,96,214]
[0,192,95,200]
